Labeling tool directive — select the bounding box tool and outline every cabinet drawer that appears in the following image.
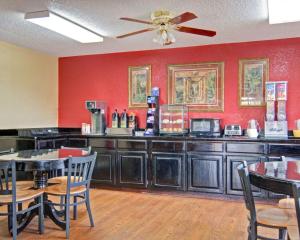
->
[117,140,147,150]
[187,141,223,152]
[269,144,300,156]
[152,141,184,153]
[226,142,266,154]
[89,138,116,149]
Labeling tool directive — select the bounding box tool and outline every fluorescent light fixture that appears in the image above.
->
[268,0,300,24]
[25,10,103,43]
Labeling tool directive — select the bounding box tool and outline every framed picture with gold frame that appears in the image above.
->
[239,58,269,107]
[168,62,224,112]
[128,65,151,108]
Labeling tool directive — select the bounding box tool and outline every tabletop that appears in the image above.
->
[248,160,300,183]
[248,160,300,196]
[0,148,90,162]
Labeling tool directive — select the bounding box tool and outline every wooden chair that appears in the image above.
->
[45,152,97,239]
[47,146,92,215]
[0,160,44,239]
[287,183,300,240]
[237,162,289,240]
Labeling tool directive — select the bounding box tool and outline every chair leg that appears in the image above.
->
[17,203,22,211]
[248,222,257,240]
[38,195,44,234]
[7,204,12,233]
[65,196,70,239]
[85,191,94,227]
[12,202,17,240]
[279,229,286,240]
[60,196,64,210]
[73,196,77,220]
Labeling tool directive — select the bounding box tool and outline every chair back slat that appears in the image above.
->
[0,161,16,203]
[237,161,257,221]
[292,183,300,236]
[47,146,92,180]
[66,152,97,191]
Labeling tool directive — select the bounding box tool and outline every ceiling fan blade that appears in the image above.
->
[116,28,155,38]
[169,12,197,24]
[176,26,216,37]
[120,17,152,25]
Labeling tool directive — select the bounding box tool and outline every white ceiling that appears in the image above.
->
[0,0,300,57]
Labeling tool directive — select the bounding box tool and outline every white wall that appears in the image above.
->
[0,41,58,129]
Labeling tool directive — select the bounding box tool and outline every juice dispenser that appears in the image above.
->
[264,81,288,138]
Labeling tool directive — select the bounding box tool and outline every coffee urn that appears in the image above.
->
[85,100,107,135]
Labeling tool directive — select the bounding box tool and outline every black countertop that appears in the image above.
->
[30,133,300,143]
[1,128,300,143]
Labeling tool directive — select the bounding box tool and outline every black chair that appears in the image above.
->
[0,160,44,239]
[45,152,97,239]
[238,161,289,240]
[287,183,300,240]
[47,146,92,216]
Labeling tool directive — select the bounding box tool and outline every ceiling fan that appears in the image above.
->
[116,10,216,46]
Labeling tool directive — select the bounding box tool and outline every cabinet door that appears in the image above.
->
[226,155,265,196]
[188,154,223,193]
[92,148,116,186]
[117,151,147,188]
[152,153,185,190]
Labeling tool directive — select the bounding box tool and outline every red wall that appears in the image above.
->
[59,38,300,130]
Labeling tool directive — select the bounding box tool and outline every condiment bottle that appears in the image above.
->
[120,109,128,128]
[112,109,119,128]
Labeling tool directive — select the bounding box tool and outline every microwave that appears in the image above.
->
[190,118,221,137]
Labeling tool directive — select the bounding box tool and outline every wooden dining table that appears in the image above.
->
[0,148,91,234]
[248,160,300,196]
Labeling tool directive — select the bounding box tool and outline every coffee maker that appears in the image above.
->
[85,100,107,135]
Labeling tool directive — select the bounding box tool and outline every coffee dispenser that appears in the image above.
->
[85,100,107,135]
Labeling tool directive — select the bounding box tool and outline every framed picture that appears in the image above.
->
[168,62,224,112]
[128,65,151,108]
[239,58,269,107]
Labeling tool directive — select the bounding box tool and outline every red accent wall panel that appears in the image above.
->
[59,38,300,130]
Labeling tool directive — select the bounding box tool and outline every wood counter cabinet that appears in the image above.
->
[33,136,300,198]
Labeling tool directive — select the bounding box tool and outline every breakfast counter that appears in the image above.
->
[1,131,300,198]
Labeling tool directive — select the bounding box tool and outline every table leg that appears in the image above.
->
[8,201,38,235]
[44,195,66,230]
[33,170,48,189]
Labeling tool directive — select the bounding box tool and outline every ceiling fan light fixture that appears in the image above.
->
[153,29,176,46]
[25,10,104,43]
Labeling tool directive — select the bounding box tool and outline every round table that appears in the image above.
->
[0,148,90,188]
[0,148,91,233]
[248,160,300,196]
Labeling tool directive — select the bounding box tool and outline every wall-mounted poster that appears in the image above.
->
[239,58,269,107]
[167,62,224,112]
[128,65,151,108]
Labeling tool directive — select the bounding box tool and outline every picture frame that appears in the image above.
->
[128,65,151,108]
[167,62,224,112]
[239,58,269,107]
